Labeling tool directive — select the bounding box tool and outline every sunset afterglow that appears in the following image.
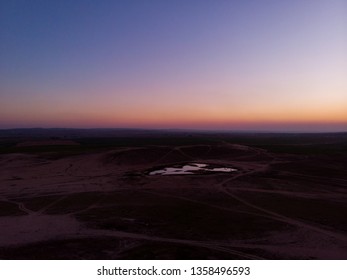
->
[1,0,346,131]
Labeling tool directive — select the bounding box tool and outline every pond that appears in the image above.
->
[149,163,237,175]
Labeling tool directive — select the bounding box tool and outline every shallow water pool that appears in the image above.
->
[149,163,237,175]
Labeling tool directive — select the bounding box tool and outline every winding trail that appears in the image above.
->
[213,152,347,242]
[1,142,346,259]
[82,228,264,260]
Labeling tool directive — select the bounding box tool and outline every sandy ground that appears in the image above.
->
[0,142,346,259]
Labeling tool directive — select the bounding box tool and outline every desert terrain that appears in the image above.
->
[0,129,346,259]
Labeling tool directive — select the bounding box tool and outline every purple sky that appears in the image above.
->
[1,0,346,131]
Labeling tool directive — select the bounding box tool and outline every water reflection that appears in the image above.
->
[149,163,237,175]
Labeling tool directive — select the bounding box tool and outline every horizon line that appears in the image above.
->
[1,127,347,134]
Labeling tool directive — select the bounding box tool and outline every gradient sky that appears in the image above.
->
[1,0,346,131]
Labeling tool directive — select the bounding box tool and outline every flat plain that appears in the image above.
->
[0,129,346,259]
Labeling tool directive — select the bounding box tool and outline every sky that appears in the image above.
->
[1,0,346,132]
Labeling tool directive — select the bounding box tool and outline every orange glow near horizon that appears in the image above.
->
[1,92,346,131]
[1,1,346,132]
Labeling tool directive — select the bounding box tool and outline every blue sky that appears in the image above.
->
[1,0,346,131]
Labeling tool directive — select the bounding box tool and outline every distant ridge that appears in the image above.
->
[0,128,346,139]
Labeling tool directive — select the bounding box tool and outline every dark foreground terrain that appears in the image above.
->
[0,129,346,259]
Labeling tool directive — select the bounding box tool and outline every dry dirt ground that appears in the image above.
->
[0,137,346,259]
